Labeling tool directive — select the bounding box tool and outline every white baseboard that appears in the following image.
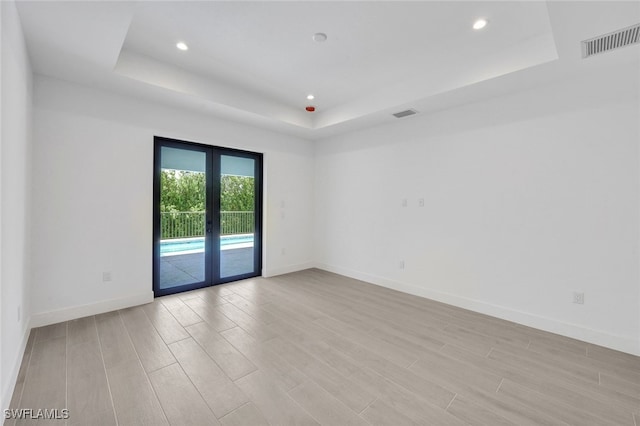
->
[314,262,640,356]
[2,317,32,413]
[263,261,315,278]
[30,291,154,328]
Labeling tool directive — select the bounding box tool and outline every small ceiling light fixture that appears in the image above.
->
[307,94,315,100]
[312,33,327,42]
[176,42,189,51]
[473,18,488,30]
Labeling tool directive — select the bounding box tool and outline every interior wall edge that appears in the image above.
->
[314,262,640,356]
[1,0,34,414]
[262,261,316,278]
[0,318,30,413]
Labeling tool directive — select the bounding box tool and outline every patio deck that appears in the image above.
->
[159,247,254,289]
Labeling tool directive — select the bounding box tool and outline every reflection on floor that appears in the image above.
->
[160,248,254,289]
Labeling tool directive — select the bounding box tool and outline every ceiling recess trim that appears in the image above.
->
[582,23,640,58]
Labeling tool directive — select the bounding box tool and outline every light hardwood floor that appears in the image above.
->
[7,269,640,425]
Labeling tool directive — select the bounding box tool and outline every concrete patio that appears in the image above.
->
[159,247,255,289]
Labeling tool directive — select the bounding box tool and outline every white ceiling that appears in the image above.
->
[15,1,640,140]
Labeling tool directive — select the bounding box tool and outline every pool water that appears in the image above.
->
[160,234,254,255]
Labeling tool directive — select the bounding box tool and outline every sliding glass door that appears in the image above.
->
[153,137,262,296]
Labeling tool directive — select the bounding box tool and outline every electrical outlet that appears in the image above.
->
[103,271,112,282]
[572,292,585,304]
[399,260,405,269]
[418,198,425,207]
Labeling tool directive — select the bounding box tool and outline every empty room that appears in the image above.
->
[2,0,639,425]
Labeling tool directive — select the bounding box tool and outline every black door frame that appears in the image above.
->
[153,136,263,297]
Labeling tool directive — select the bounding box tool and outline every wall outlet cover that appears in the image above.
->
[573,292,585,304]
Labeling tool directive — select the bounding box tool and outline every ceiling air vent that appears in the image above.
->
[582,23,640,58]
[392,109,418,118]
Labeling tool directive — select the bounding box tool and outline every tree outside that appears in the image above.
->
[161,170,255,238]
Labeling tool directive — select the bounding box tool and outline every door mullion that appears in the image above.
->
[206,149,215,285]
[211,149,222,283]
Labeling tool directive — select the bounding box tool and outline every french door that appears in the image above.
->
[153,136,262,296]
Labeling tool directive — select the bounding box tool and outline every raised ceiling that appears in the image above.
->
[15,1,640,140]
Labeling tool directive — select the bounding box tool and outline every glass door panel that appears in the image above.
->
[219,155,257,279]
[156,145,209,293]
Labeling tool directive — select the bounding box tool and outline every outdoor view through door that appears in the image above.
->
[153,137,263,297]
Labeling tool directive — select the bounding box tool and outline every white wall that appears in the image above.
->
[314,63,640,355]
[1,0,33,411]
[30,76,315,325]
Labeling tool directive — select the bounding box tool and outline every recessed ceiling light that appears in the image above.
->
[307,94,315,100]
[473,19,488,30]
[176,42,189,51]
[312,33,327,43]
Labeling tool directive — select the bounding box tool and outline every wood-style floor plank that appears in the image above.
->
[67,316,99,347]
[446,394,516,426]
[600,372,640,401]
[198,285,237,306]
[168,337,249,418]
[119,306,176,373]
[223,293,280,323]
[105,359,169,426]
[497,378,624,426]
[303,324,456,410]
[220,326,306,391]
[409,350,503,394]
[460,381,568,426]
[214,302,279,341]
[234,371,320,426]
[141,301,190,344]
[15,336,66,426]
[185,321,257,380]
[287,380,370,426]
[148,363,219,425]
[488,349,637,422]
[95,311,138,369]
[360,398,421,426]
[491,343,599,384]
[159,295,204,327]
[6,331,35,425]
[587,343,640,371]
[182,298,238,332]
[66,317,116,426]
[7,269,640,426]
[314,315,418,367]
[347,367,466,425]
[219,403,269,426]
[34,322,67,343]
[264,337,377,413]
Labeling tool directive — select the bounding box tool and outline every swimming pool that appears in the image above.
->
[160,234,254,256]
